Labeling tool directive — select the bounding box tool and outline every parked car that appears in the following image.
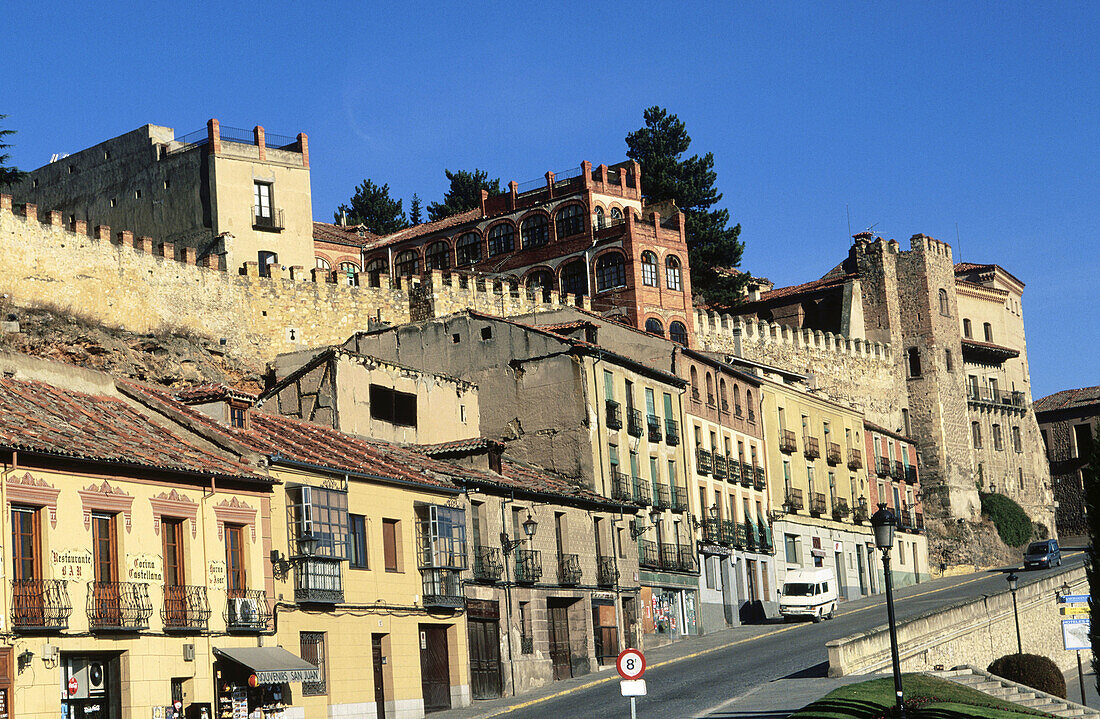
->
[778,567,838,623]
[1023,539,1061,569]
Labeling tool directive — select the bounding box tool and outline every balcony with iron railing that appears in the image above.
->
[897,509,914,532]
[779,429,797,453]
[848,447,863,470]
[742,523,756,552]
[252,207,286,231]
[654,483,672,510]
[87,581,153,631]
[915,512,925,531]
[832,498,850,521]
[422,568,464,608]
[678,545,697,573]
[785,488,804,512]
[295,557,344,604]
[739,462,753,489]
[611,469,633,503]
[753,467,767,491]
[905,465,918,484]
[713,454,727,480]
[701,518,723,544]
[892,461,905,481]
[853,500,869,524]
[605,400,623,430]
[627,408,644,437]
[827,442,842,465]
[696,448,712,475]
[967,385,1027,410]
[11,579,71,631]
[597,556,618,587]
[558,554,582,585]
[515,549,542,583]
[759,523,774,553]
[659,542,680,571]
[809,493,827,517]
[671,484,689,513]
[632,477,651,506]
[225,589,270,631]
[876,456,891,477]
[647,415,663,442]
[727,457,741,483]
[803,436,821,459]
[638,539,659,569]
[162,584,211,632]
[665,418,680,445]
[473,545,503,582]
[721,520,738,546]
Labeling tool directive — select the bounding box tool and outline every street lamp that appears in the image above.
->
[871,503,906,719]
[501,512,538,554]
[1006,572,1022,654]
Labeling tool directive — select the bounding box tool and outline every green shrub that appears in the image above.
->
[988,653,1066,698]
[980,493,1032,547]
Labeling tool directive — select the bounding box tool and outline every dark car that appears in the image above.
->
[1024,539,1061,569]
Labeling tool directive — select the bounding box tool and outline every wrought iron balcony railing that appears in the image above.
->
[558,554,582,585]
[696,448,712,475]
[898,509,914,532]
[87,581,153,631]
[654,483,672,510]
[785,488,804,512]
[422,568,464,608]
[740,462,753,489]
[713,454,727,480]
[832,498,850,520]
[892,461,905,481]
[659,542,679,571]
[473,545,503,582]
[295,557,344,604]
[720,520,737,546]
[848,447,863,470]
[759,523,774,553]
[605,400,623,430]
[827,442,842,465]
[665,418,680,445]
[877,456,891,477]
[638,539,659,569]
[905,465,918,484]
[967,385,1027,408]
[632,477,651,506]
[753,467,767,491]
[647,415,663,442]
[225,589,270,631]
[597,556,618,587]
[162,584,210,631]
[611,469,633,503]
[779,429,797,453]
[520,635,534,654]
[627,408,644,437]
[515,549,542,583]
[853,500,869,524]
[671,484,689,513]
[803,436,821,459]
[701,518,722,544]
[678,545,697,573]
[252,207,285,231]
[728,457,741,482]
[915,512,925,531]
[809,493,827,517]
[11,579,71,631]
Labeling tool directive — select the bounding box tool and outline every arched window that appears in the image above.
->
[610,207,623,220]
[939,288,950,316]
[594,206,605,229]
[963,318,972,338]
[640,251,658,287]
[560,259,587,297]
[666,255,682,291]
[425,241,451,271]
[669,321,688,345]
[645,318,664,336]
[733,384,742,416]
[689,366,699,400]
[394,249,420,277]
[745,390,754,421]
[595,253,626,291]
[719,378,728,412]
[456,232,481,266]
[315,257,330,270]
[555,204,584,238]
[526,270,554,302]
[488,223,515,256]
[983,322,993,342]
[521,214,549,249]
[365,257,387,287]
[705,373,714,406]
[338,261,359,286]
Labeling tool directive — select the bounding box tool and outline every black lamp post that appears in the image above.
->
[1006,572,1022,654]
[871,503,905,719]
[501,512,538,554]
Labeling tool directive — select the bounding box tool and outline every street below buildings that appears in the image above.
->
[437,550,1085,719]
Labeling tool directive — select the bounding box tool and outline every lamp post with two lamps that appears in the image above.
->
[870,503,906,719]
[1006,571,1022,655]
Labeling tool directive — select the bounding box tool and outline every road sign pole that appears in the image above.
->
[630,696,636,719]
[1078,650,1087,707]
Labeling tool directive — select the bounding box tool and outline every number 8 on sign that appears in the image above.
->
[617,648,646,680]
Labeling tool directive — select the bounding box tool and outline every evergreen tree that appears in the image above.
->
[0,114,27,187]
[625,106,747,307]
[426,169,501,221]
[334,179,407,235]
[408,193,422,225]
[1084,430,1100,693]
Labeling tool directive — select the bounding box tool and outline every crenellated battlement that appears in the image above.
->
[692,309,892,361]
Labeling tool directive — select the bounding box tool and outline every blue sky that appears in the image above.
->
[3,1,1096,398]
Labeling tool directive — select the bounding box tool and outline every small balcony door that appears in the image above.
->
[226,524,246,598]
[92,513,120,625]
[11,506,41,625]
[162,518,186,627]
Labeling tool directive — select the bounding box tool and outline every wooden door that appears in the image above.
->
[91,513,120,625]
[468,618,502,699]
[419,625,451,712]
[11,507,40,626]
[547,602,572,680]
[162,518,186,627]
[372,634,386,719]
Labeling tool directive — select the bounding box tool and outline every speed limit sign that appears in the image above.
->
[616,648,646,680]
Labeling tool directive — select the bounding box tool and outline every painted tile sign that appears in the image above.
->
[126,553,163,583]
[53,549,92,580]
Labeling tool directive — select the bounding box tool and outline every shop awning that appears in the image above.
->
[214,646,321,684]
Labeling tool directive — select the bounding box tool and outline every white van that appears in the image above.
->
[779,568,839,623]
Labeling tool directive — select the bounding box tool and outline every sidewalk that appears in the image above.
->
[1065,658,1098,711]
[700,676,875,718]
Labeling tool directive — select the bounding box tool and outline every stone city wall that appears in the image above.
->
[827,566,1085,676]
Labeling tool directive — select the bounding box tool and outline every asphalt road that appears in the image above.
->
[494,552,1085,719]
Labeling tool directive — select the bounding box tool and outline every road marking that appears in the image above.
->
[480,562,1081,717]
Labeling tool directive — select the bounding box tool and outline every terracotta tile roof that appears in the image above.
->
[863,420,915,444]
[360,208,482,251]
[537,320,597,333]
[960,338,1020,358]
[0,378,262,480]
[175,383,258,404]
[718,274,855,313]
[418,438,504,456]
[954,262,1024,288]
[313,221,379,248]
[1035,386,1100,414]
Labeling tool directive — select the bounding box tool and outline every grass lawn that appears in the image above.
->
[788,674,1060,719]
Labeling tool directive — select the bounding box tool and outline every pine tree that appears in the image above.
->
[1084,431,1100,693]
[334,179,408,235]
[408,193,423,225]
[625,106,747,307]
[0,114,27,187]
[426,169,501,222]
